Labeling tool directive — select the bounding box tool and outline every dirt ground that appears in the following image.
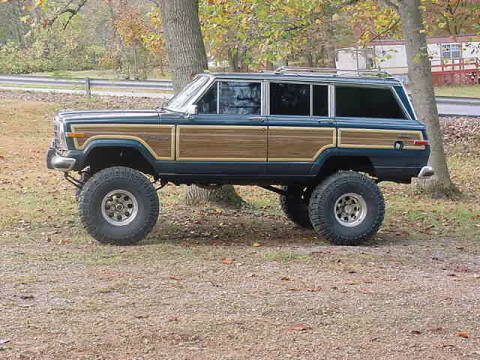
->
[0,91,479,359]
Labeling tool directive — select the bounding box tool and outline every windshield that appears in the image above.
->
[164,75,210,112]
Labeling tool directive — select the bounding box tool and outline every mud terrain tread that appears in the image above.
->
[280,186,313,229]
[309,172,385,246]
[78,166,159,245]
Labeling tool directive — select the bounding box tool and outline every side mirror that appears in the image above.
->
[187,105,198,115]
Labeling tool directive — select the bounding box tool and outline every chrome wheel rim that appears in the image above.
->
[334,193,367,227]
[101,190,138,226]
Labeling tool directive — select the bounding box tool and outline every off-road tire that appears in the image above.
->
[78,166,159,245]
[280,186,313,229]
[308,172,384,246]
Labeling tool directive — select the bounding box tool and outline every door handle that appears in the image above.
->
[249,116,266,122]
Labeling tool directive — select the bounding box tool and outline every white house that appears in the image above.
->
[336,35,480,85]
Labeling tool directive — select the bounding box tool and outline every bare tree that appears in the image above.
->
[156,0,244,207]
[384,0,458,196]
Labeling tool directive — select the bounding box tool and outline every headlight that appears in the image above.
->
[53,117,68,150]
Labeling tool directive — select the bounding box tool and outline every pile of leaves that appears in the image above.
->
[441,117,480,153]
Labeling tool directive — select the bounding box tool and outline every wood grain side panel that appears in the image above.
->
[268,127,336,162]
[70,124,175,160]
[177,125,267,161]
[338,128,425,150]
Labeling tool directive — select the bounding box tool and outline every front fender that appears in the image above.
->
[78,139,158,169]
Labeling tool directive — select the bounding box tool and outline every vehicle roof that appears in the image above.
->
[203,72,402,86]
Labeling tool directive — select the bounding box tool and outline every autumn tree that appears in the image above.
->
[200,0,349,70]
[425,0,480,35]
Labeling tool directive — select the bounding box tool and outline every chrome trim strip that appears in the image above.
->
[265,81,271,116]
[216,81,220,114]
[310,84,313,117]
[261,81,268,116]
[329,84,335,118]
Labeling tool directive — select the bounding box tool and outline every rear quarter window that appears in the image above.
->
[336,86,406,119]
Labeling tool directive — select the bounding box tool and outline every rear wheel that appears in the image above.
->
[280,186,313,229]
[308,172,384,246]
[78,166,159,245]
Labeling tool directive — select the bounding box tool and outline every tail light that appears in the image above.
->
[413,140,429,146]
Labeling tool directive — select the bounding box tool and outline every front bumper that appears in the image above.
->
[46,147,76,172]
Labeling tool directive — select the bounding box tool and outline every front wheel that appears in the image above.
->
[78,166,159,245]
[308,172,385,246]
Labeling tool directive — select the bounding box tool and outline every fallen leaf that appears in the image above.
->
[288,287,321,292]
[221,258,234,265]
[427,326,444,332]
[134,314,149,319]
[0,339,10,347]
[252,242,261,247]
[456,332,469,339]
[281,277,290,281]
[288,324,311,331]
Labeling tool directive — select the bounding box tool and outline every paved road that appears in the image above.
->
[436,96,480,117]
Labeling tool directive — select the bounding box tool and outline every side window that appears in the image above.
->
[270,83,310,116]
[313,85,328,116]
[336,86,405,119]
[197,82,217,114]
[219,81,261,115]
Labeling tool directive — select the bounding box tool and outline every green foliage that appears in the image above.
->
[199,0,352,70]
[0,35,104,74]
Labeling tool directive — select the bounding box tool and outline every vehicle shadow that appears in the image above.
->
[142,211,413,249]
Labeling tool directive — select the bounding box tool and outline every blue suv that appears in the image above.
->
[47,67,433,246]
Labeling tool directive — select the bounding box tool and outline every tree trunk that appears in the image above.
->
[158,0,245,208]
[184,185,244,208]
[397,0,458,197]
[323,17,337,68]
[158,0,208,92]
[228,48,239,72]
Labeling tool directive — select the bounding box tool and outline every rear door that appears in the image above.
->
[334,84,428,175]
[267,82,336,176]
[175,80,267,175]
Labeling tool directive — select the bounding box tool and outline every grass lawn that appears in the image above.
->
[435,85,480,98]
[0,92,479,359]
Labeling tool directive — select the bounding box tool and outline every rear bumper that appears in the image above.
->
[418,166,434,178]
[46,147,76,172]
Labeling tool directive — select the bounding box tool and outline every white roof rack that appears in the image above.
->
[274,66,393,79]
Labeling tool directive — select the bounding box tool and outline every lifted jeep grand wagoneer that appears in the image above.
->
[47,67,433,246]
